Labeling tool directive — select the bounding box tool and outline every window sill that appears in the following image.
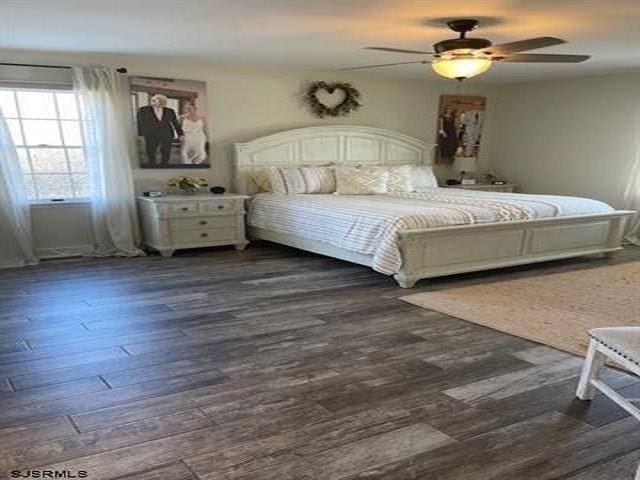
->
[30,199,91,209]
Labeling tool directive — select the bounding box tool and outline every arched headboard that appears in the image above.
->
[232,125,435,194]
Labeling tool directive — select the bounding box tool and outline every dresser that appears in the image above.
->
[441,183,518,193]
[138,194,249,257]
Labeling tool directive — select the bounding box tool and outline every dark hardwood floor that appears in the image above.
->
[1,242,639,479]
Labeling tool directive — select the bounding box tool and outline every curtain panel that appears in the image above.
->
[624,153,640,245]
[73,67,144,256]
[0,108,38,269]
[623,108,640,245]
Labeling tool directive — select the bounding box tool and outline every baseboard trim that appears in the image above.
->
[36,245,93,259]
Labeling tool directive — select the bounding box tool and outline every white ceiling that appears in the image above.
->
[2,0,640,84]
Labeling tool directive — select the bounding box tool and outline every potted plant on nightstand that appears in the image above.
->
[167,176,209,195]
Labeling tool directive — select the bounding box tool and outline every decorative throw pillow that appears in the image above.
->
[267,167,288,194]
[266,166,336,194]
[251,168,272,192]
[385,165,414,193]
[279,167,308,194]
[335,166,388,195]
[411,165,439,191]
[300,166,336,193]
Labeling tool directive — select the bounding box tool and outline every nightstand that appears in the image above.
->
[137,194,249,257]
[441,183,518,193]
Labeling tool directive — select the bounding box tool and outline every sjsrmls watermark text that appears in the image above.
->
[9,471,88,478]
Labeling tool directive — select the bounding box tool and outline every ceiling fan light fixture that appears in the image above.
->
[431,55,492,80]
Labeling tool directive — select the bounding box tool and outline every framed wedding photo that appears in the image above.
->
[130,76,211,169]
[436,95,486,165]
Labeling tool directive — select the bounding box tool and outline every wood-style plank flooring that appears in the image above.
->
[1,242,639,479]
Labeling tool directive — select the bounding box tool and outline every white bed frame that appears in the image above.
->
[233,126,634,288]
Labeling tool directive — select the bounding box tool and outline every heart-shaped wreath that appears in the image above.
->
[304,81,362,118]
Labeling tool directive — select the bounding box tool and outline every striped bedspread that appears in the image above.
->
[248,188,614,275]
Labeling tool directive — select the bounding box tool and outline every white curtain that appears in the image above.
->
[73,67,144,256]
[623,107,640,245]
[0,108,38,269]
[624,153,640,245]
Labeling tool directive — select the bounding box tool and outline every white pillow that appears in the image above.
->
[411,165,439,191]
[266,166,335,194]
[335,166,388,195]
[385,165,414,193]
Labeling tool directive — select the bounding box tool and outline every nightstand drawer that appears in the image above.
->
[199,200,238,213]
[171,228,237,245]
[168,203,199,215]
[169,216,236,231]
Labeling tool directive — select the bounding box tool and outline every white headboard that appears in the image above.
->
[232,125,435,194]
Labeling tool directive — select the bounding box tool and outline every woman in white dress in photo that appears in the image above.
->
[179,103,208,164]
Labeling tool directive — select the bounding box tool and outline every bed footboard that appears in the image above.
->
[394,211,635,288]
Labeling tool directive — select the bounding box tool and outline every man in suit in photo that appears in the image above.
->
[137,94,184,165]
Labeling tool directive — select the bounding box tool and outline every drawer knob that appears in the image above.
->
[199,220,208,225]
[200,233,209,238]
[217,205,224,210]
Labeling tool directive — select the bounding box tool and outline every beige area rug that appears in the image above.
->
[401,262,640,357]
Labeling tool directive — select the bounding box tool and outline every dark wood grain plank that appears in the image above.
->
[0,417,77,450]
[115,463,197,480]
[0,409,212,472]
[0,376,108,409]
[0,369,226,429]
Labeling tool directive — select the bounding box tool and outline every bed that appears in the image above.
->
[233,126,634,288]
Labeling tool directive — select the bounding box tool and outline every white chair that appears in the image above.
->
[576,327,640,421]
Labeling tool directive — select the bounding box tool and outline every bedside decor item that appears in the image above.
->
[453,156,477,183]
[304,81,362,118]
[138,193,249,257]
[442,182,518,192]
[167,176,209,194]
[436,95,486,165]
[210,186,226,194]
[483,170,499,183]
[131,76,211,169]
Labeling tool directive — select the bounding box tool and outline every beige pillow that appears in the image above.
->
[266,166,336,194]
[335,166,388,195]
[385,165,414,193]
[251,168,272,192]
[300,166,336,193]
[267,167,288,194]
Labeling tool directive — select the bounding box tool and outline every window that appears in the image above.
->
[0,88,89,201]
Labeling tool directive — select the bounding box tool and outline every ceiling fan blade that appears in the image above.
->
[483,37,566,55]
[498,53,590,63]
[365,47,433,55]
[340,61,429,71]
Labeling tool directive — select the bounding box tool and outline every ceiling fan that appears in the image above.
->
[341,19,590,81]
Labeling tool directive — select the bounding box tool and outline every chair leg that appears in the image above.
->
[576,339,606,400]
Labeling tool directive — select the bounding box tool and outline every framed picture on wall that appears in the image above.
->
[130,76,211,169]
[436,95,486,165]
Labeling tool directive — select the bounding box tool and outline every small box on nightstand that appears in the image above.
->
[441,183,518,193]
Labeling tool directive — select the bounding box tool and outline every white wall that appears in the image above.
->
[1,48,497,257]
[488,72,640,207]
